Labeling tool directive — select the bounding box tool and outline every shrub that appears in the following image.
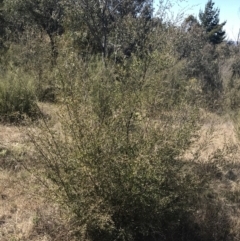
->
[30,57,207,241]
[0,70,39,122]
[174,24,224,109]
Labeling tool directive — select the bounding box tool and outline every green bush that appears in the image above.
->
[30,57,207,241]
[0,70,39,122]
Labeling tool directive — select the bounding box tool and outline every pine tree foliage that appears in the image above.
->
[199,0,226,44]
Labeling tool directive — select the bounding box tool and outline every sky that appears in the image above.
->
[154,0,240,41]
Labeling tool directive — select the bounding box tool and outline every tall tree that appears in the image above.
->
[26,0,64,62]
[4,0,64,64]
[199,0,226,45]
[64,0,153,63]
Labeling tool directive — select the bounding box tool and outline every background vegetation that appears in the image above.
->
[1,0,240,240]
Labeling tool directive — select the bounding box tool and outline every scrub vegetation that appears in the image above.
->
[1,0,240,240]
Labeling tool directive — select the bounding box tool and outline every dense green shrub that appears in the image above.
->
[0,70,38,122]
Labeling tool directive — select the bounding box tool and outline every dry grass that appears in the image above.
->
[0,103,72,241]
[0,168,70,240]
[184,111,240,240]
[185,111,240,161]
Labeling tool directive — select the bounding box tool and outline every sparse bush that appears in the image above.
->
[28,56,210,241]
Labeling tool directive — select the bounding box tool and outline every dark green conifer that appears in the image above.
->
[199,0,226,44]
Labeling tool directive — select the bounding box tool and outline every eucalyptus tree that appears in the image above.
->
[27,0,64,61]
[4,0,64,64]
[64,0,153,63]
